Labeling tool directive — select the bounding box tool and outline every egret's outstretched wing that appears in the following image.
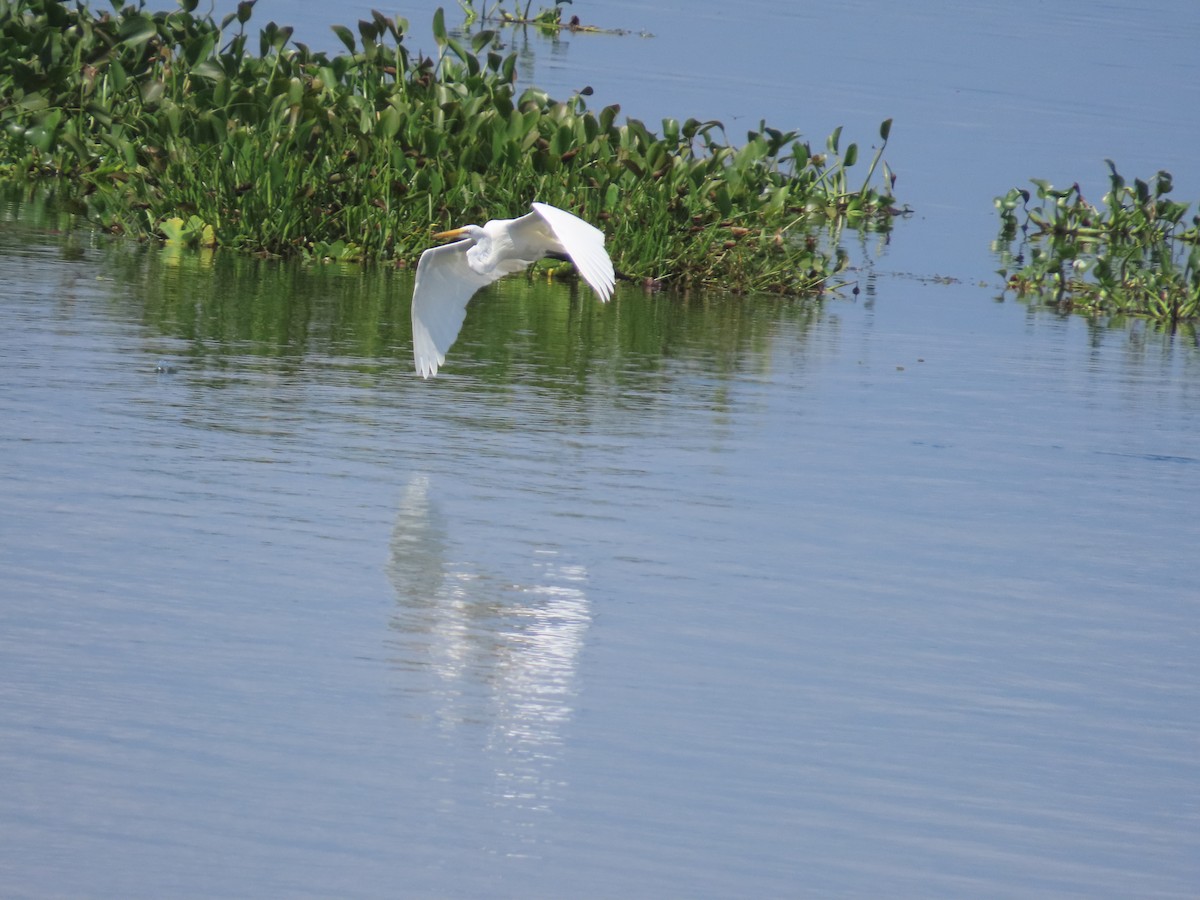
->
[411,203,614,378]
[411,241,522,378]
[529,202,615,302]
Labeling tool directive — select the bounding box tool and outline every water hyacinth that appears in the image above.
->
[0,0,900,294]
[995,161,1200,325]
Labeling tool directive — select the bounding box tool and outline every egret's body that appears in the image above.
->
[411,202,614,378]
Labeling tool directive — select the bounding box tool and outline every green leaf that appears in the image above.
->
[142,79,165,106]
[714,184,732,217]
[826,125,842,155]
[18,91,48,113]
[118,14,157,49]
[85,103,114,127]
[599,104,620,133]
[193,60,225,81]
[331,24,355,53]
[161,216,186,243]
[471,30,496,53]
[550,123,573,158]
[108,57,128,92]
[378,104,401,138]
[444,34,469,64]
[31,109,62,149]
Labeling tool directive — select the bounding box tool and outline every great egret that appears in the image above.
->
[410,201,615,378]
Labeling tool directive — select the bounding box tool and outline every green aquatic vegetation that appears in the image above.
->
[160,214,215,247]
[995,161,1200,325]
[457,0,634,36]
[0,0,898,295]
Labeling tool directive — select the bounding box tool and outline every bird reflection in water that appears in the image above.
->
[386,475,590,829]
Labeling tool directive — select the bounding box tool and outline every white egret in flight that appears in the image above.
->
[410,201,615,378]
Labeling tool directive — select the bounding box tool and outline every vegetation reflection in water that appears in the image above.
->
[89,214,827,387]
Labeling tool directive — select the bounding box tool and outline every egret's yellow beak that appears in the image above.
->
[433,227,467,240]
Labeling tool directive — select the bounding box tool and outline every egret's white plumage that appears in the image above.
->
[411,202,615,378]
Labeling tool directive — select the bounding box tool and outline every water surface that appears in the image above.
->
[2,185,1198,897]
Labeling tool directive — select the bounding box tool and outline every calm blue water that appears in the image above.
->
[2,1,1200,897]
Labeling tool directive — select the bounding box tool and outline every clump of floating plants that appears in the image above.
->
[455,0,616,36]
[0,0,899,295]
[995,161,1200,325]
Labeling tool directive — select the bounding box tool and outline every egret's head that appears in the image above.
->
[433,223,484,244]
